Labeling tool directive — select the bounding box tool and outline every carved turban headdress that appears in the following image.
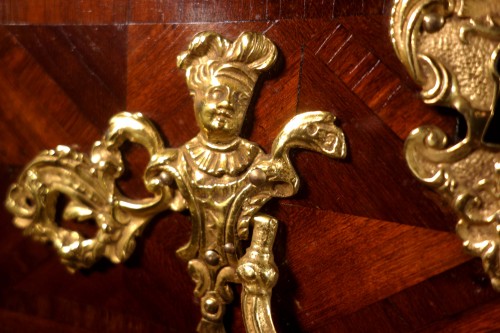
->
[177,31,278,91]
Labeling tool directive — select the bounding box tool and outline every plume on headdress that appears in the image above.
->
[177,31,278,89]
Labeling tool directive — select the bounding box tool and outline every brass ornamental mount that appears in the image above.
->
[5,32,347,332]
[391,1,500,288]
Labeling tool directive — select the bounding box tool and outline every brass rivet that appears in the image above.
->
[204,250,220,266]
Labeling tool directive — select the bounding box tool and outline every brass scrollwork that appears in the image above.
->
[5,31,347,332]
[391,1,500,289]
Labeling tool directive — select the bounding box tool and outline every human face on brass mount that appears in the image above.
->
[192,73,254,145]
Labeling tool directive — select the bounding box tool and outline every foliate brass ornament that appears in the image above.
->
[391,1,500,288]
[5,32,347,332]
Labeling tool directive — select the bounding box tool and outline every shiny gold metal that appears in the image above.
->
[391,1,500,289]
[5,31,347,332]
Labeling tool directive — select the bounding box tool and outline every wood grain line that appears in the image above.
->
[327,34,353,65]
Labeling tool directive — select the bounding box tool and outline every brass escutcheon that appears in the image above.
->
[391,0,500,289]
[5,31,347,332]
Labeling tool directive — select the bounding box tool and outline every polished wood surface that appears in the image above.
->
[1,1,498,332]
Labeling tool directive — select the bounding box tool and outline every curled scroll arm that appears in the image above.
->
[5,112,179,271]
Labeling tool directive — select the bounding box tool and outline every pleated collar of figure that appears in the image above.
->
[178,32,276,178]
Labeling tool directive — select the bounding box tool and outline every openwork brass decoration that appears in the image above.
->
[5,32,347,332]
[391,1,500,289]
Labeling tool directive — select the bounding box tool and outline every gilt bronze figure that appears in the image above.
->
[6,31,347,332]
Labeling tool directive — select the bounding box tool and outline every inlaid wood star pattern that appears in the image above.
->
[0,1,497,332]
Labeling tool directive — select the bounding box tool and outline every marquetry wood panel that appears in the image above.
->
[0,1,498,332]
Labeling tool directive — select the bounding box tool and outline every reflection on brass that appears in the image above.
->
[5,32,347,332]
[391,1,500,289]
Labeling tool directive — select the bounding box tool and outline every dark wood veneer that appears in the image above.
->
[0,1,496,332]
